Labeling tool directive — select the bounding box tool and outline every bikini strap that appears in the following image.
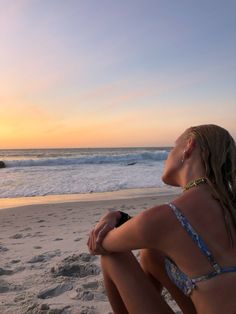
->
[168,203,221,273]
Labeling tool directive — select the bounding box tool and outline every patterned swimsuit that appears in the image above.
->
[164,203,236,296]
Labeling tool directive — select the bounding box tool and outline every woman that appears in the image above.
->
[87,124,236,314]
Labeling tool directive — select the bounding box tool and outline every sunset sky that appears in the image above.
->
[0,0,235,148]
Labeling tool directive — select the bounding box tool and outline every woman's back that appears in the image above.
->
[164,186,236,313]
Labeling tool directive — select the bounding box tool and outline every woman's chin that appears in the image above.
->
[162,174,179,187]
[161,173,170,185]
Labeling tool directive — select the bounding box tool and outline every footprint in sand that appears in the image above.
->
[79,305,98,314]
[27,303,72,313]
[10,259,21,264]
[82,281,99,290]
[78,280,107,301]
[24,233,32,238]
[32,232,46,238]
[37,220,46,223]
[77,290,94,301]
[53,238,63,241]
[0,279,23,293]
[13,292,28,302]
[37,283,73,299]
[74,237,82,242]
[0,245,9,252]
[0,279,11,293]
[27,249,61,263]
[20,227,32,232]
[33,246,42,249]
[0,268,13,276]
[93,292,107,301]
[75,287,104,301]
[9,233,23,239]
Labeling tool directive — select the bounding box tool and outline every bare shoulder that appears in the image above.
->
[137,203,179,250]
[140,203,172,223]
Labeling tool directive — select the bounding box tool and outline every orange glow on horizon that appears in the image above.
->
[1,101,235,149]
[0,105,177,149]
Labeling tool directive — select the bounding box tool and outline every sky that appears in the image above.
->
[0,0,235,148]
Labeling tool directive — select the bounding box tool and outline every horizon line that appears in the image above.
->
[0,145,173,150]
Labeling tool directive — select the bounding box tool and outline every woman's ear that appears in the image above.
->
[184,137,196,158]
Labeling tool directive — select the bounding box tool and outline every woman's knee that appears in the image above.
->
[101,252,117,269]
[101,251,133,271]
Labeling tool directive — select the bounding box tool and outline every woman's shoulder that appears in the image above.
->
[137,203,182,249]
[141,202,175,223]
[169,187,219,216]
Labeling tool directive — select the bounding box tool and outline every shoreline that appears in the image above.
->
[0,186,181,210]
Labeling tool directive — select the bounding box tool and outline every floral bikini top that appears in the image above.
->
[165,203,236,296]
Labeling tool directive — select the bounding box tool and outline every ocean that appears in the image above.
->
[0,147,174,199]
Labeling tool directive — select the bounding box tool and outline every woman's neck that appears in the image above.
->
[183,177,207,192]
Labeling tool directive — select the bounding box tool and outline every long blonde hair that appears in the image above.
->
[187,124,236,246]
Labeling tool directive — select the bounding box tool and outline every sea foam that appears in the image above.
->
[0,148,170,198]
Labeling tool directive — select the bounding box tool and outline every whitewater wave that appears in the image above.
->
[4,150,168,168]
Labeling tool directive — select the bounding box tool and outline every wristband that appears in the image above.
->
[115,211,132,227]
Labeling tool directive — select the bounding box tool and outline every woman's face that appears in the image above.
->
[162,133,187,186]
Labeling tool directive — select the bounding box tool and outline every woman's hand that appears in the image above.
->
[87,211,121,255]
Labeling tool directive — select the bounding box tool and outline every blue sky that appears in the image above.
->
[0,0,235,148]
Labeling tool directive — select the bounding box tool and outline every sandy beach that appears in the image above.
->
[0,191,181,314]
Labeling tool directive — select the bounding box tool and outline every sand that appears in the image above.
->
[0,192,182,314]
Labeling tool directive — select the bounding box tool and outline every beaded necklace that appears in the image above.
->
[183,177,207,192]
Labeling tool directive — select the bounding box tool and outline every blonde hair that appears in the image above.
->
[186,124,236,246]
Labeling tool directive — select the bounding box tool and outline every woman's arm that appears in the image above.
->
[101,204,170,253]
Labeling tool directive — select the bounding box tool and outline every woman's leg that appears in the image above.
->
[140,249,197,314]
[101,251,175,314]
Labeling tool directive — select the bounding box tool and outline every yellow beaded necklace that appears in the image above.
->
[183,177,207,192]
